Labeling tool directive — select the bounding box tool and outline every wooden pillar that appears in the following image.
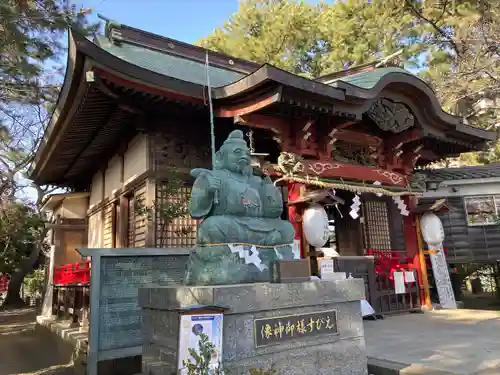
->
[118,195,128,247]
[287,182,306,257]
[415,215,432,309]
[402,196,425,305]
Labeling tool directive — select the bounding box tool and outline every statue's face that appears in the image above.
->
[223,144,251,174]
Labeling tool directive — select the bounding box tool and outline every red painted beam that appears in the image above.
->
[94,68,204,104]
[215,89,281,117]
[236,113,287,134]
[385,128,423,149]
[332,129,382,148]
[265,159,407,186]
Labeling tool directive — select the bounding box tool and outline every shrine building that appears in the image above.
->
[32,19,496,315]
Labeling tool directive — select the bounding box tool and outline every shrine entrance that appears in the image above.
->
[290,185,421,315]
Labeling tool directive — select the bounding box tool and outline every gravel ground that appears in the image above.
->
[0,308,75,375]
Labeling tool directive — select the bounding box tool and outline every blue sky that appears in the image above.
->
[83,0,241,43]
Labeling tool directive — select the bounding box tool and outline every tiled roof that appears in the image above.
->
[336,67,410,89]
[422,164,500,181]
[93,35,245,88]
[92,20,414,91]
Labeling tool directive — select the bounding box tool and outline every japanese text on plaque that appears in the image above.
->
[253,310,338,347]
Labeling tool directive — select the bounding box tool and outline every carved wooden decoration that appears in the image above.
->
[367,99,415,133]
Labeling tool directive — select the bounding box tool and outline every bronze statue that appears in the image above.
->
[184,130,295,285]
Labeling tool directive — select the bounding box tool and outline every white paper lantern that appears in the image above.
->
[420,212,445,246]
[303,204,330,248]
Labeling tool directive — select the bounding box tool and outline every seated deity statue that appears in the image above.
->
[189,129,295,247]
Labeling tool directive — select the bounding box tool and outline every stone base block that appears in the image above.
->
[140,279,368,375]
[183,244,295,285]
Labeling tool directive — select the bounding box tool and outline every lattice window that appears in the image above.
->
[363,199,392,250]
[155,184,197,248]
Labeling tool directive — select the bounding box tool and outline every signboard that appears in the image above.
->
[98,255,188,351]
[178,314,224,375]
[319,259,334,277]
[76,248,191,375]
[429,244,457,309]
[253,310,338,348]
[419,213,457,309]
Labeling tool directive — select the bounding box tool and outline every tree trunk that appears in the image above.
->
[1,246,40,309]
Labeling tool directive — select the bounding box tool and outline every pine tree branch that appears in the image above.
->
[403,0,461,56]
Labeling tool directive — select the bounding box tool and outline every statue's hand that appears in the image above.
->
[206,174,221,193]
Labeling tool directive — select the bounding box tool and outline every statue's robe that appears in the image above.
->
[190,169,295,246]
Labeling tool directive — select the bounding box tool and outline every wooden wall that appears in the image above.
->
[149,120,211,248]
[86,133,150,249]
[149,120,211,174]
[419,196,500,263]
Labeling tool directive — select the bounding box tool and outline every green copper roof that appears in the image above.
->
[336,67,411,89]
[93,35,244,88]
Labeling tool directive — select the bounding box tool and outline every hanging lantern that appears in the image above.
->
[303,204,330,248]
[250,152,269,169]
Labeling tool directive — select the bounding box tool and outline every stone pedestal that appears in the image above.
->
[139,279,368,375]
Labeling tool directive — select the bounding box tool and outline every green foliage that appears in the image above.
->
[182,333,221,375]
[181,333,281,375]
[199,0,322,76]
[23,267,46,296]
[0,202,46,276]
[0,2,95,305]
[199,0,422,76]
[0,0,98,105]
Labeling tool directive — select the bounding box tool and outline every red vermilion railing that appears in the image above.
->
[53,260,90,286]
[365,248,414,280]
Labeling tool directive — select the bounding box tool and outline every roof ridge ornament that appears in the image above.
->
[98,13,123,45]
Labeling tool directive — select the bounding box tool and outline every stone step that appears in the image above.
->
[368,358,459,375]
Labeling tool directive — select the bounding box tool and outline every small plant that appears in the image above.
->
[181,333,281,375]
[182,333,223,375]
[24,267,45,297]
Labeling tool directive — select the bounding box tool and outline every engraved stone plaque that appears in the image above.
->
[254,310,339,348]
[98,255,189,351]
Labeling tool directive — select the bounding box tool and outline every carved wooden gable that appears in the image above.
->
[367,99,415,133]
